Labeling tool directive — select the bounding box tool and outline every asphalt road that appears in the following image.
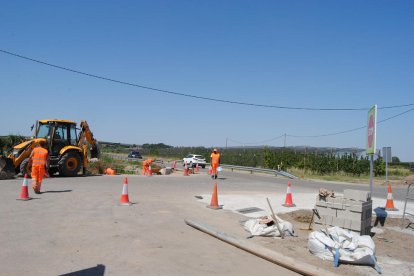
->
[0,169,410,275]
[1,171,300,276]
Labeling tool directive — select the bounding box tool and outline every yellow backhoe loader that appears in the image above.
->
[0,119,99,178]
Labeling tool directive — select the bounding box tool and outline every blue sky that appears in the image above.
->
[1,1,413,161]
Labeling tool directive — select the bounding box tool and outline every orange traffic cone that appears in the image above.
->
[183,162,189,176]
[282,181,296,207]
[119,177,132,206]
[385,184,398,211]
[208,166,212,175]
[207,181,222,209]
[172,161,176,170]
[148,165,152,177]
[17,174,31,201]
[195,163,199,173]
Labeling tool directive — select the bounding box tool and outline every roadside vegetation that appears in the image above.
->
[0,135,26,156]
[100,143,412,182]
[3,137,412,182]
[87,154,142,175]
[104,144,412,182]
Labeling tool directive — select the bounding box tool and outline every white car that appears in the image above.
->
[183,154,207,168]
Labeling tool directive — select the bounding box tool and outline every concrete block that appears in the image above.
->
[327,196,336,203]
[315,206,336,217]
[337,210,362,221]
[350,201,372,212]
[350,204,362,212]
[333,202,344,210]
[315,200,327,207]
[342,198,352,209]
[351,220,363,231]
[350,211,364,220]
[325,215,333,225]
[343,219,352,230]
[314,215,333,226]
[332,217,345,228]
[344,189,371,202]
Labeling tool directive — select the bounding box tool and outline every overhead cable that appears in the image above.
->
[227,135,284,145]
[228,107,414,143]
[1,49,413,111]
[287,107,414,138]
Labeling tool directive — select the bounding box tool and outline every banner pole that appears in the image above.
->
[369,154,373,196]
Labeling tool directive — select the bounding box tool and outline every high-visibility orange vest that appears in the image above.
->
[32,147,48,166]
[210,153,220,165]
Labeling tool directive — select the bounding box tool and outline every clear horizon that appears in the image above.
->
[1,1,413,161]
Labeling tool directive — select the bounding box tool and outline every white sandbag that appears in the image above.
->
[308,226,380,272]
[308,230,337,260]
[243,217,294,237]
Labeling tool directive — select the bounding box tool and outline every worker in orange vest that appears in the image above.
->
[142,158,153,176]
[28,140,49,194]
[210,148,221,179]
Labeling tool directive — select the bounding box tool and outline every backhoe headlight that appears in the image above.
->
[13,142,31,158]
[13,148,24,157]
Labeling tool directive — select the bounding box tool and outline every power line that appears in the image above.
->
[288,107,414,138]
[1,49,413,111]
[228,107,414,143]
[287,126,366,138]
[227,135,284,145]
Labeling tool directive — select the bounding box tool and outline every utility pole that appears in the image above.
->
[284,133,287,147]
[226,137,228,149]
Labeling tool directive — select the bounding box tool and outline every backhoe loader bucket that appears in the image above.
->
[0,157,16,180]
[90,142,100,159]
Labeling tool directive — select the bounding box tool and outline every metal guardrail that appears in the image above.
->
[100,154,297,179]
[220,164,297,179]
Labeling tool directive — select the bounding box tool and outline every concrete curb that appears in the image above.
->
[185,218,336,276]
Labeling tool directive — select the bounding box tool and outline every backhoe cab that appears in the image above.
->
[9,119,99,177]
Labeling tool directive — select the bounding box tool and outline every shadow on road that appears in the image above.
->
[41,190,72,194]
[59,264,105,276]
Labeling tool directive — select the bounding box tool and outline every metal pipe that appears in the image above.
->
[185,218,336,276]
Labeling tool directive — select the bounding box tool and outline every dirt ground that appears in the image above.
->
[247,210,414,276]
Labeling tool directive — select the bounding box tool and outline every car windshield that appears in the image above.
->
[195,155,204,159]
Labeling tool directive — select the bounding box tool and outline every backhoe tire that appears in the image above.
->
[48,168,58,176]
[59,152,81,177]
[20,158,32,178]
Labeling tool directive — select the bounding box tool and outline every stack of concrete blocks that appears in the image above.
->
[314,189,372,235]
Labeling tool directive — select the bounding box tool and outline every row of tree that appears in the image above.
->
[5,137,402,177]
[263,149,386,176]
[135,144,389,176]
